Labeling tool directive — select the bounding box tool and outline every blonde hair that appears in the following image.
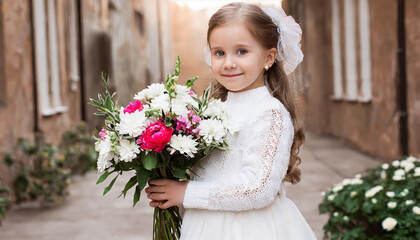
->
[208,2,304,184]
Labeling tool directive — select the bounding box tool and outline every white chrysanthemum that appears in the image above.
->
[117,139,140,162]
[350,178,363,185]
[414,167,420,177]
[169,134,198,158]
[198,118,227,145]
[134,83,165,101]
[413,206,420,215]
[382,163,389,169]
[386,191,395,198]
[393,169,406,181]
[382,217,397,231]
[402,161,415,172]
[381,170,387,180]
[332,184,343,193]
[202,99,225,118]
[365,185,383,198]
[149,93,171,113]
[171,93,198,116]
[387,202,397,209]
[405,156,418,163]
[116,108,147,137]
[95,135,117,172]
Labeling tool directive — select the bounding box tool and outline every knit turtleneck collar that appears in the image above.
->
[226,85,271,104]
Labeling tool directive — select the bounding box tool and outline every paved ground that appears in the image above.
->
[0,132,382,239]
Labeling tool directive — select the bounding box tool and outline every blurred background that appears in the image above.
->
[0,0,419,239]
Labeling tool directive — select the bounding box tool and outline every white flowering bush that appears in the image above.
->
[319,156,420,240]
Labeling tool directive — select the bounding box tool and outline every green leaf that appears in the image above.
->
[105,96,112,110]
[136,167,150,191]
[142,152,158,170]
[119,175,137,198]
[172,167,187,179]
[133,185,141,207]
[103,174,118,196]
[96,171,112,184]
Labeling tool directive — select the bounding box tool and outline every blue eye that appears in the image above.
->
[215,50,224,56]
[237,49,247,55]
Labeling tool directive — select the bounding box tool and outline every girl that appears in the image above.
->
[145,2,317,239]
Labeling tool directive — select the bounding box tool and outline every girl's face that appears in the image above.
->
[209,22,277,92]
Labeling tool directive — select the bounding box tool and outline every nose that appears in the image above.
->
[223,54,237,70]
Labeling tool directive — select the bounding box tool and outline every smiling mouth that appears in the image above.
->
[221,73,243,78]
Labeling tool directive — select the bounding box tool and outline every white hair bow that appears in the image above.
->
[261,6,304,75]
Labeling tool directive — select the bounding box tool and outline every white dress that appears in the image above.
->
[180,86,317,240]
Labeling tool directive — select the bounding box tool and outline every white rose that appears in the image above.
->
[392,160,400,167]
[386,191,395,198]
[382,163,389,170]
[413,206,420,215]
[387,202,397,209]
[328,195,335,201]
[405,200,414,205]
[372,198,378,204]
[382,217,397,231]
[405,156,418,163]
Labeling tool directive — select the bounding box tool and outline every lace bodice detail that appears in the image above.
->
[182,86,295,211]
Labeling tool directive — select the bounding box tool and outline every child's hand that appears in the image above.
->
[145,179,189,209]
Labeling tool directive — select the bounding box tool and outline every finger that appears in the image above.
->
[148,179,169,186]
[149,201,163,208]
[147,186,166,194]
[159,201,173,210]
[148,193,167,201]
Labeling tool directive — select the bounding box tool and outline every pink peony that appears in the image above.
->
[124,100,144,114]
[137,122,173,153]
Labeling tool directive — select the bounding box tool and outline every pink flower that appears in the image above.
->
[124,100,144,114]
[99,128,107,141]
[189,89,196,96]
[192,115,201,123]
[137,122,173,153]
[175,116,192,131]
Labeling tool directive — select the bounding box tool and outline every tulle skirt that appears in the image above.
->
[179,194,317,240]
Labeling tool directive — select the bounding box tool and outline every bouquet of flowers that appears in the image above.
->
[89,56,237,240]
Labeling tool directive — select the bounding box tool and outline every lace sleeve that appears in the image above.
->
[182,107,294,211]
